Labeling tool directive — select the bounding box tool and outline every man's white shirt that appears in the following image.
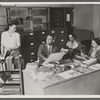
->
[1,31,20,52]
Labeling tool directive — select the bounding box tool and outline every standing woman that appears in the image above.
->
[88,38,100,63]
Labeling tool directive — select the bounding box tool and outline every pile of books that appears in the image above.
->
[0,56,15,71]
[2,85,20,95]
[25,62,37,70]
[6,74,20,84]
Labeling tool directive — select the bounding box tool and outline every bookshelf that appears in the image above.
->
[6,7,48,32]
[0,8,8,34]
[0,56,24,95]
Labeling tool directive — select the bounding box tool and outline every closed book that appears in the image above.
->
[11,64,15,71]
[5,57,10,71]
[0,63,3,71]
[0,73,9,83]
[9,56,14,71]
[3,62,6,71]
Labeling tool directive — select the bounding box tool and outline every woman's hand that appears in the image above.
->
[43,57,47,61]
[60,48,68,53]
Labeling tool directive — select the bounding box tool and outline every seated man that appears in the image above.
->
[1,23,21,57]
[37,34,58,67]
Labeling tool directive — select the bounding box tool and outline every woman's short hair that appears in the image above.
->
[68,33,77,39]
[8,23,16,27]
[93,38,100,45]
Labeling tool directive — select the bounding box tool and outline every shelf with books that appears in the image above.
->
[6,7,48,32]
[0,70,19,72]
[0,55,24,95]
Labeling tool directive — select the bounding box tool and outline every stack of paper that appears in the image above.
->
[75,67,94,74]
[82,58,97,66]
[25,62,38,70]
[38,75,64,86]
[89,64,100,70]
[11,74,20,79]
[2,85,20,95]
[58,70,82,79]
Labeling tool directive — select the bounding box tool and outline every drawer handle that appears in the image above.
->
[61,39,64,42]
[30,33,34,35]
[51,31,55,33]
[30,43,34,45]
[42,41,45,43]
[42,32,45,34]
[31,53,34,55]
[61,31,64,33]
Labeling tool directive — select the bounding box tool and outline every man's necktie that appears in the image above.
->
[48,46,51,55]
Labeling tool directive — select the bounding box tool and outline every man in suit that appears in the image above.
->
[37,34,58,67]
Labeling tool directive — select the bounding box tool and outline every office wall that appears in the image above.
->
[93,5,100,38]
[74,4,94,30]
[0,4,94,31]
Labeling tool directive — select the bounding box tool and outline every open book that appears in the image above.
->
[42,52,66,66]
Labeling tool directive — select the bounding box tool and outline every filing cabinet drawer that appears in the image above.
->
[21,36,34,47]
[24,56,36,63]
[30,42,34,47]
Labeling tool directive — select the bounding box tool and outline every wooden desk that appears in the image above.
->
[23,67,100,95]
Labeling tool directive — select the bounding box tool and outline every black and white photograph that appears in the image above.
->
[0,2,100,96]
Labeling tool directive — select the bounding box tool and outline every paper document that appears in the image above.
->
[89,64,100,70]
[82,58,97,65]
[42,52,66,65]
[76,67,94,74]
[60,48,68,52]
[58,70,81,79]
[58,71,72,79]
[26,62,37,70]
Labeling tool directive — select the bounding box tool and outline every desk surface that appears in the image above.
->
[23,67,100,88]
[23,62,100,95]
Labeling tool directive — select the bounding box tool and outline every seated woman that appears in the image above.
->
[87,38,100,63]
[62,34,84,60]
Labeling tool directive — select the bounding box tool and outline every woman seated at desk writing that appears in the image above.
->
[61,34,84,60]
[83,38,100,63]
